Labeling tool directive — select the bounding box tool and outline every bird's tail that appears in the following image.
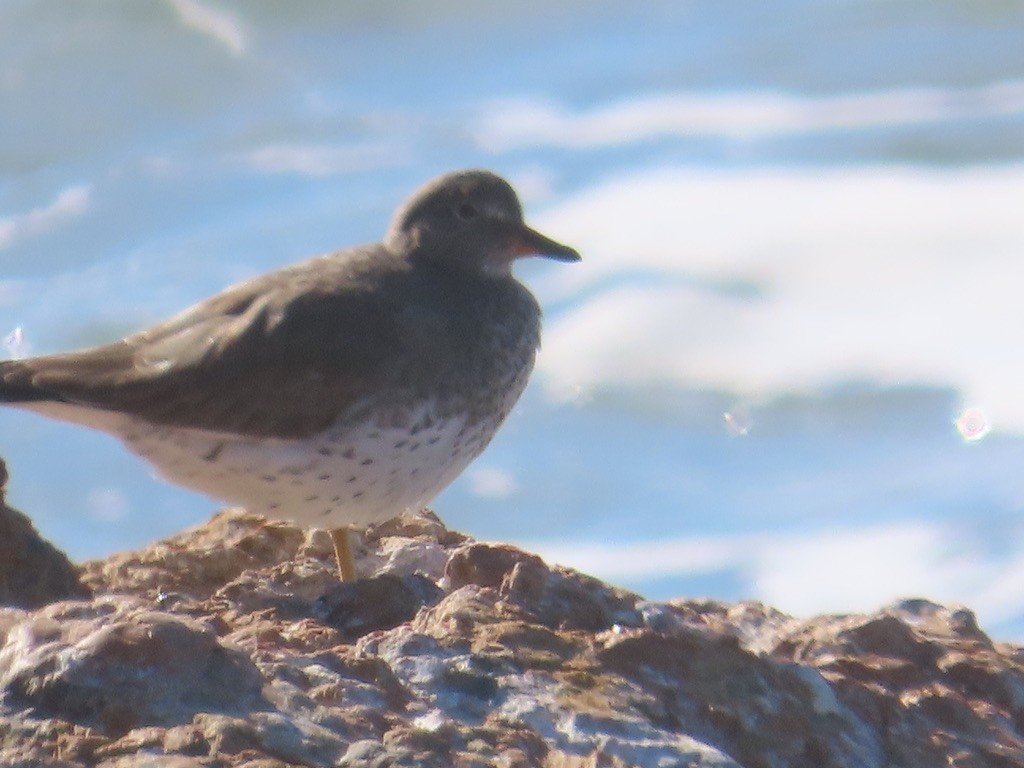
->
[0,359,60,404]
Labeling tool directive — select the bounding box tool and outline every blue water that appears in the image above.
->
[4,1,1024,637]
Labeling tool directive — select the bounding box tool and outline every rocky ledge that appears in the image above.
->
[0,491,1022,766]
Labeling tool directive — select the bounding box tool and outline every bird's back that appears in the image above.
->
[0,244,542,439]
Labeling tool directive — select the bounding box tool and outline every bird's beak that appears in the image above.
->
[511,224,582,263]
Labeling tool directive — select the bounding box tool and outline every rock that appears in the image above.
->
[444,542,643,631]
[0,597,264,736]
[79,509,315,601]
[0,505,1022,766]
[0,458,90,608]
[316,574,444,642]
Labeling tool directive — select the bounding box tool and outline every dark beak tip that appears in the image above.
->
[545,248,582,263]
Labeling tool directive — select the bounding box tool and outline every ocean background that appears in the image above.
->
[4,1,1024,637]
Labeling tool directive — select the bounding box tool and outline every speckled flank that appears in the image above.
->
[118,389,526,528]
[15,333,536,531]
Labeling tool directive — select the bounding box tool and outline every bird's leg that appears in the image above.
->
[329,527,358,581]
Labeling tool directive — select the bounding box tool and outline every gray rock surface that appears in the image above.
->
[0,458,90,608]
[0,503,1020,767]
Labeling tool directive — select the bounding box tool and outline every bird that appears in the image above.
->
[0,169,580,581]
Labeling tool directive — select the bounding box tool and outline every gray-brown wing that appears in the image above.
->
[0,248,413,439]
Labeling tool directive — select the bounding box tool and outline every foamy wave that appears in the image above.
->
[531,165,1024,431]
[476,81,1024,150]
[529,520,1024,629]
[168,0,246,56]
[0,185,92,251]
[236,142,409,176]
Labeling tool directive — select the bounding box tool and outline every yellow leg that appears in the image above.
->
[330,527,358,582]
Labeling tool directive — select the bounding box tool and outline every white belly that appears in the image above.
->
[121,407,496,528]
[16,347,533,532]
[21,399,498,529]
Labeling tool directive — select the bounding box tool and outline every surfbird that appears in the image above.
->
[0,169,580,580]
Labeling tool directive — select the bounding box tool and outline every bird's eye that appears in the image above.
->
[455,203,479,220]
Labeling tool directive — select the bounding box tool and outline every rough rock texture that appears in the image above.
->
[0,507,1021,767]
[0,459,90,608]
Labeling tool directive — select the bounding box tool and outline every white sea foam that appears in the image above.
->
[467,467,519,499]
[476,81,1024,151]
[0,185,91,251]
[85,486,132,524]
[529,520,1024,631]
[237,142,410,176]
[531,165,1024,431]
[167,0,246,56]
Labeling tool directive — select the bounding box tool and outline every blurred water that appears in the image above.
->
[3,1,1024,637]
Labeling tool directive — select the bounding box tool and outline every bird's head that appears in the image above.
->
[385,170,580,275]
